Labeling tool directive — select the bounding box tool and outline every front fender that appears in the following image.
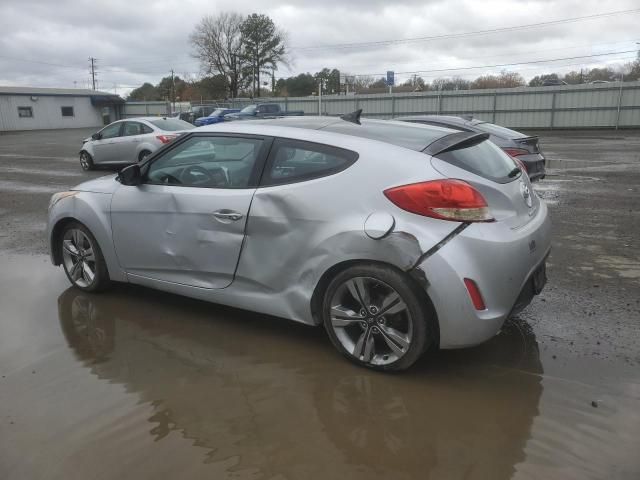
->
[47,192,127,282]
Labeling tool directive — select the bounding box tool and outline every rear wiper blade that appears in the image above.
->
[424,132,490,156]
[508,167,521,178]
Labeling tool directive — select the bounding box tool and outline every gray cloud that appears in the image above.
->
[0,0,638,95]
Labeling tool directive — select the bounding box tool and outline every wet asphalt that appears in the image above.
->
[0,127,639,479]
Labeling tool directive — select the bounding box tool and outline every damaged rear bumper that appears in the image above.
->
[412,201,551,349]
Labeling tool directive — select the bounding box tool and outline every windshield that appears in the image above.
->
[209,109,225,117]
[240,105,256,114]
[473,122,526,139]
[149,118,195,131]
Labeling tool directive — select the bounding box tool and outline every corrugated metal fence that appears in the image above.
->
[123,81,640,129]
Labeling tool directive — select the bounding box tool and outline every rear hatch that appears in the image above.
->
[426,132,540,229]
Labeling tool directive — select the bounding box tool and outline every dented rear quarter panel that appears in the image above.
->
[229,137,462,325]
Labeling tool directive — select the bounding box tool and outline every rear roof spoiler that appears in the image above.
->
[423,132,490,156]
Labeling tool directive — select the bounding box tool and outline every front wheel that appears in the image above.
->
[322,264,435,371]
[138,150,151,162]
[60,222,111,292]
[79,151,94,171]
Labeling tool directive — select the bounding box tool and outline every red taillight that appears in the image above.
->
[156,134,177,144]
[383,179,494,222]
[502,147,528,157]
[464,278,486,310]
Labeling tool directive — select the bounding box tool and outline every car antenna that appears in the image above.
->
[340,109,363,125]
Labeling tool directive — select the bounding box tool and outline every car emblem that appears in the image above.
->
[520,181,533,208]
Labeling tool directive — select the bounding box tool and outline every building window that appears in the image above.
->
[18,107,33,118]
[61,106,74,117]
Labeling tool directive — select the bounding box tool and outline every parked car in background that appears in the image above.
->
[49,113,550,371]
[224,103,304,120]
[79,117,194,171]
[396,115,546,181]
[189,105,218,124]
[194,108,240,126]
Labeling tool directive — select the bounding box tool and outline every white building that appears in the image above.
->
[0,86,124,131]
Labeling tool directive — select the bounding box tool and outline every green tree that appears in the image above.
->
[314,68,341,94]
[563,70,585,84]
[528,73,559,87]
[586,67,616,82]
[157,75,187,102]
[127,82,160,101]
[240,13,288,97]
[276,73,316,97]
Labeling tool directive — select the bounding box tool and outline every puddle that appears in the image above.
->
[0,255,639,480]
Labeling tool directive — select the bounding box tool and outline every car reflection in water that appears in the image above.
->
[58,285,542,479]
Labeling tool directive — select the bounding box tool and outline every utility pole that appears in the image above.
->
[271,67,277,96]
[89,57,97,90]
[170,69,175,112]
[318,79,323,116]
[231,53,238,100]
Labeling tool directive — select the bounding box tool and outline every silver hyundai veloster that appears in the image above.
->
[47,113,551,371]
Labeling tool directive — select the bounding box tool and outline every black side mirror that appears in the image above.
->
[118,164,142,186]
[91,132,102,140]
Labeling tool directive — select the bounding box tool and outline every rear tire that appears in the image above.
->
[322,264,435,372]
[79,151,94,171]
[59,221,111,292]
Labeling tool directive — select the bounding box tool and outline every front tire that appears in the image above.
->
[79,151,94,171]
[138,150,151,162]
[59,221,111,292]
[322,264,434,371]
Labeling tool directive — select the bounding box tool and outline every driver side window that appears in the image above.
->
[145,136,264,189]
[100,122,122,139]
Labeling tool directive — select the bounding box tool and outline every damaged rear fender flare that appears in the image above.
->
[310,259,440,343]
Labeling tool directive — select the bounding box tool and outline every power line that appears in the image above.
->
[330,49,640,78]
[291,8,640,51]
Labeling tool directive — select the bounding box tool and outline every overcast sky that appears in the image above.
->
[0,0,639,96]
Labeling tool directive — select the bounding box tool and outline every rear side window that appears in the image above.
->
[262,139,358,186]
[436,139,518,183]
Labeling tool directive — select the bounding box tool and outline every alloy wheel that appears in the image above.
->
[62,228,97,288]
[79,152,91,170]
[329,276,413,366]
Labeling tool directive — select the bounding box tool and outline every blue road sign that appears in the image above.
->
[386,71,395,86]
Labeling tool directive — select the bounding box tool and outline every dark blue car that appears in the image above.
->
[194,108,240,127]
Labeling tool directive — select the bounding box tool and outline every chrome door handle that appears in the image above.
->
[212,210,244,222]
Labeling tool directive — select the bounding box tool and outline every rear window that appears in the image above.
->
[149,118,195,131]
[472,122,524,139]
[436,139,519,183]
[321,120,449,151]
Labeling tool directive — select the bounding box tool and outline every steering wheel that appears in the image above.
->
[180,165,215,186]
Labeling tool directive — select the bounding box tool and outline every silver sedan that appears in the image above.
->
[79,117,194,170]
[48,114,551,371]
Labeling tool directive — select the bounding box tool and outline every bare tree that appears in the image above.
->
[189,12,247,98]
